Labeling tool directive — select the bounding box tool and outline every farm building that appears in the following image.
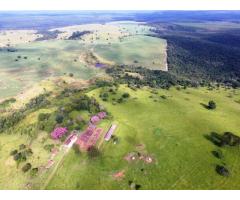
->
[64,132,78,149]
[104,124,117,141]
[76,126,103,150]
[90,112,107,124]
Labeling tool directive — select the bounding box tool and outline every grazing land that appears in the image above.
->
[0,21,167,100]
[45,85,240,189]
[0,11,240,190]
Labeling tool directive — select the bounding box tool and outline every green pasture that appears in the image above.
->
[45,85,240,189]
[0,40,101,99]
[0,108,57,189]
[93,35,167,70]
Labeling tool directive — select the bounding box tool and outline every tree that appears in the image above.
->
[22,163,32,173]
[208,100,216,109]
[10,149,18,156]
[30,168,38,177]
[38,113,50,121]
[122,93,130,98]
[216,165,229,177]
[55,114,64,123]
[19,144,26,150]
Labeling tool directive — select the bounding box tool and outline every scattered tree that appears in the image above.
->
[22,163,32,173]
[216,165,229,177]
[208,100,216,109]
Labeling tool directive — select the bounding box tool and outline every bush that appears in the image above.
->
[24,148,33,157]
[216,165,229,177]
[102,92,109,98]
[212,149,223,159]
[22,163,32,173]
[55,114,64,123]
[117,98,123,103]
[208,100,216,109]
[10,149,18,156]
[44,144,54,152]
[19,144,26,150]
[160,95,167,99]
[221,132,240,146]
[14,152,26,162]
[122,93,130,98]
[38,113,51,121]
[30,168,38,177]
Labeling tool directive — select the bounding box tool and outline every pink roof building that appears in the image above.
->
[51,127,68,139]
[90,115,100,124]
[104,124,117,141]
[98,112,107,119]
[90,112,107,124]
[64,133,78,148]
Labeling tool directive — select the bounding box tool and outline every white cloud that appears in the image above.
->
[0,0,239,10]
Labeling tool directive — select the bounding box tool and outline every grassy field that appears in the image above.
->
[0,21,167,100]
[0,107,58,189]
[0,40,102,100]
[44,85,240,189]
[54,21,167,70]
[93,35,167,70]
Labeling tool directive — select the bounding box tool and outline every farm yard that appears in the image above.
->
[45,85,240,189]
[0,80,239,189]
[0,12,240,190]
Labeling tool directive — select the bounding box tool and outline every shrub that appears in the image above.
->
[221,132,240,146]
[216,165,229,177]
[55,114,64,123]
[44,144,54,152]
[160,95,167,99]
[14,152,26,162]
[10,149,18,156]
[22,163,32,173]
[30,168,38,177]
[24,148,33,157]
[117,98,123,103]
[208,100,216,109]
[122,93,130,98]
[212,149,223,159]
[38,113,51,121]
[19,144,26,150]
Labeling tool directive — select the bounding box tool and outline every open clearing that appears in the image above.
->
[0,30,42,47]
[0,21,167,100]
[0,40,102,100]
[45,85,240,189]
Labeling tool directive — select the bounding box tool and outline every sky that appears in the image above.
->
[0,0,239,10]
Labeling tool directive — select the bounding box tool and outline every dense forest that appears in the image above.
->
[150,23,240,88]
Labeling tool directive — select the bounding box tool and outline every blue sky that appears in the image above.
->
[0,0,239,10]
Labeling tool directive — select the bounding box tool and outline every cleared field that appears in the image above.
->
[93,35,167,70]
[0,30,42,47]
[52,21,150,43]
[45,85,240,189]
[54,21,168,70]
[0,21,167,100]
[0,40,102,100]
